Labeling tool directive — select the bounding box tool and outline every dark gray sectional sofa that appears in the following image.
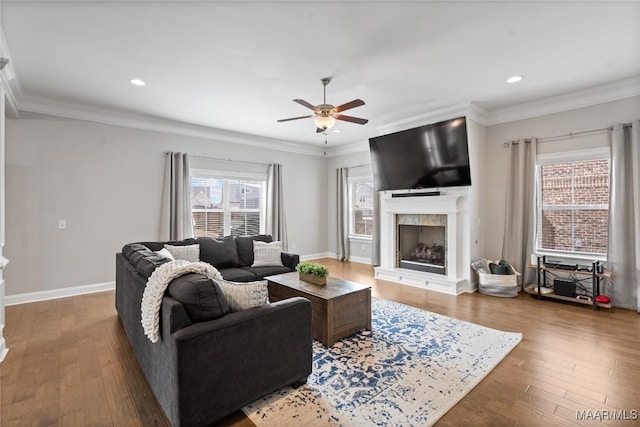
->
[115,235,312,426]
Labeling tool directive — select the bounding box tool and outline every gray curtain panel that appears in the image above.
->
[607,121,640,311]
[371,191,381,266]
[501,139,537,288]
[267,164,288,251]
[160,152,193,240]
[336,168,349,261]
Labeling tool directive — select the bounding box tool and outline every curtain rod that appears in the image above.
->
[165,152,272,167]
[503,122,633,147]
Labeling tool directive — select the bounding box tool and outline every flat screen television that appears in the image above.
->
[369,116,471,191]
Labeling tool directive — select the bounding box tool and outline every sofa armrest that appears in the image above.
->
[171,297,312,425]
[281,252,300,270]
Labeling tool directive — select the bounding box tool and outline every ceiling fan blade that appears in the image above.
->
[335,114,369,125]
[277,115,314,122]
[293,99,317,111]
[334,99,365,113]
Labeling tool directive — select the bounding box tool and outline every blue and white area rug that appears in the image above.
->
[243,298,522,426]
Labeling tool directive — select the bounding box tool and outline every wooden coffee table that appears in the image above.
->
[266,272,371,347]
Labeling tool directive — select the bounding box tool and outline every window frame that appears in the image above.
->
[535,147,610,261]
[348,176,374,241]
[190,168,267,238]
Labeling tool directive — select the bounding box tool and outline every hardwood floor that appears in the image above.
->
[2,258,639,426]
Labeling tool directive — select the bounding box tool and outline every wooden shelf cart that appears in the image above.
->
[524,256,612,310]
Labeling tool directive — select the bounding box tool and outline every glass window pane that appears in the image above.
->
[573,209,608,254]
[537,157,609,255]
[192,174,264,238]
[540,209,572,252]
[573,160,609,205]
[351,180,374,237]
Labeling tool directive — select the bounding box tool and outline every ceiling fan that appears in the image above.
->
[277,78,368,133]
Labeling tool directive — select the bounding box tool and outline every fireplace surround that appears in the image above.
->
[375,193,470,295]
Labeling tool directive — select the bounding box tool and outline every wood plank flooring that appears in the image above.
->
[2,258,639,426]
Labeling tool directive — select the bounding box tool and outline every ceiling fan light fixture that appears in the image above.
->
[314,114,336,130]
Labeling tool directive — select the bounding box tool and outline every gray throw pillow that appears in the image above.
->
[216,279,269,312]
[252,241,284,267]
[164,243,200,262]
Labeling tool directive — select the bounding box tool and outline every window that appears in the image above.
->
[349,179,374,238]
[191,172,266,238]
[536,149,609,257]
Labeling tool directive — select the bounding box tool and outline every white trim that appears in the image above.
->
[18,95,328,157]
[190,168,268,181]
[488,77,640,126]
[347,255,372,265]
[537,250,606,263]
[349,236,372,244]
[537,147,610,164]
[300,252,333,261]
[0,335,7,363]
[4,281,115,306]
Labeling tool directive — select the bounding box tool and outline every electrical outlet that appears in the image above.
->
[58,219,67,230]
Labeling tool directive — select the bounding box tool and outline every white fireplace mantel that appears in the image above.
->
[375,193,471,295]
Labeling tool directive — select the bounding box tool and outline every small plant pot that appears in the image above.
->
[299,272,327,286]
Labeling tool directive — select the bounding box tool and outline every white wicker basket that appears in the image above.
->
[477,269,520,298]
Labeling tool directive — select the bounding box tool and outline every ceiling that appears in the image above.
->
[2,1,639,149]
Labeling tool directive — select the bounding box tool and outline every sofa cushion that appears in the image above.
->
[252,241,284,267]
[139,238,197,252]
[197,236,240,268]
[242,265,292,280]
[216,279,269,312]
[236,234,272,266]
[167,273,230,322]
[165,243,200,262]
[136,255,171,278]
[219,267,258,282]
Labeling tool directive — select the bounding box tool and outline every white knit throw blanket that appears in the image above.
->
[141,260,223,343]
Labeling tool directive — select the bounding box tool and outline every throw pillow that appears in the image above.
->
[196,236,240,268]
[168,273,230,322]
[156,247,175,261]
[252,241,284,267]
[498,260,515,275]
[164,243,200,262]
[216,279,269,312]
[471,258,491,274]
[236,234,273,266]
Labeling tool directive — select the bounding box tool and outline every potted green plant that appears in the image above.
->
[296,261,329,286]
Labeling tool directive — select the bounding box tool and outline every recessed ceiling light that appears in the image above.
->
[507,75,523,83]
[333,129,341,133]
[130,78,146,86]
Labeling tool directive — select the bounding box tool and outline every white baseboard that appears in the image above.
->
[0,339,7,362]
[301,252,333,261]
[5,281,115,306]
[313,252,373,265]
[348,255,373,265]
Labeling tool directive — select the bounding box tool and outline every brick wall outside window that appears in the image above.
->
[538,159,609,254]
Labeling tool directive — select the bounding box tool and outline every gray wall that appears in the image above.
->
[5,115,328,296]
[483,96,640,259]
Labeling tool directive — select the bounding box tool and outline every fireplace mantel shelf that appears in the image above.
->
[383,194,461,214]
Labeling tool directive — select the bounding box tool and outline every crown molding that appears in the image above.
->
[488,76,640,125]
[18,95,328,157]
[325,140,370,157]
[375,101,489,135]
